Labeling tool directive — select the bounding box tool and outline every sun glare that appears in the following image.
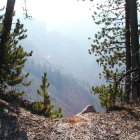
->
[15,0,93,23]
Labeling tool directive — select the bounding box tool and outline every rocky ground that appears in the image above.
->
[0,98,140,140]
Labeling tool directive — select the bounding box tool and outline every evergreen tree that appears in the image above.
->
[32,72,63,119]
[89,0,126,79]
[92,73,124,111]
[89,0,127,108]
[125,0,131,103]
[89,0,140,108]
[0,0,32,93]
[128,0,140,102]
[0,0,16,47]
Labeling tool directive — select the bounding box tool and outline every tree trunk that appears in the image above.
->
[0,0,16,88]
[0,0,16,48]
[125,0,131,103]
[128,0,140,102]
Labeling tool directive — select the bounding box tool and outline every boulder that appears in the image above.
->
[78,105,96,115]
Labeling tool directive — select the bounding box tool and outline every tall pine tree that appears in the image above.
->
[0,0,32,93]
[90,0,140,108]
[125,0,131,103]
[128,0,140,102]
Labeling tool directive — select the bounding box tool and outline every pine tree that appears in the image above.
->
[89,0,126,108]
[37,72,53,117]
[89,0,140,107]
[92,73,124,111]
[0,0,32,93]
[32,72,63,119]
[89,0,126,79]
[0,0,16,47]
[128,0,140,102]
[125,0,131,103]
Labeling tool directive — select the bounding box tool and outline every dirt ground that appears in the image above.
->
[0,99,140,140]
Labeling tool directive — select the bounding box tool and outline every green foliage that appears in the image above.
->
[9,89,25,96]
[92,75,124,111]
[90,0,140,78]
[32,72,63,119]
[89,0,125,79]
[0,15,32,93]
[89,0,128,107]
[51,108,63,119]
[32,101,43,112]
[90,0,140,104]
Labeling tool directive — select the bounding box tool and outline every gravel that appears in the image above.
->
[0,99,140,140]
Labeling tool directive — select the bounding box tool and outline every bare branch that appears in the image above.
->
[119,68,139,81]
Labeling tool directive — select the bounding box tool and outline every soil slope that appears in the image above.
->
[0,99,140,140]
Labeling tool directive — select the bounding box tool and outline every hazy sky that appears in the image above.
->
[1,0,97,39]
[15,0,96,36]
[0,0,118,84]
[15,0,94,22]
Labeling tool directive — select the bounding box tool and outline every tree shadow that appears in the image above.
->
[0,100,28,140]
[125,107,140,121]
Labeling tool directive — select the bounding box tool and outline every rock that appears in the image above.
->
[3,108,8,114]
[78,105,96,115]
[0,98,140,139]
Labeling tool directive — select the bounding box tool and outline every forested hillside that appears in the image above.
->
[21,51,103,117]
[21,19,103,86]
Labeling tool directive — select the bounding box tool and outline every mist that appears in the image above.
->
[1,0,105,116]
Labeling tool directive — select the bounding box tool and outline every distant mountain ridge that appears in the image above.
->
[21,50,104,117]
[17,18,104,117]
[20,18,103,86]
